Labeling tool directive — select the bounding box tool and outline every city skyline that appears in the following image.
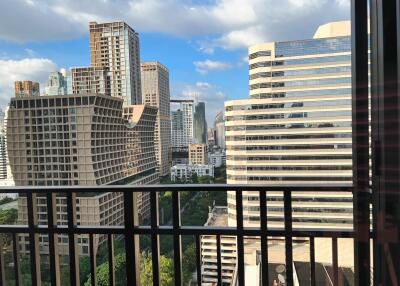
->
[0,1,350,125]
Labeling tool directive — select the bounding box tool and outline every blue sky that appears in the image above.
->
[0,0,350,124]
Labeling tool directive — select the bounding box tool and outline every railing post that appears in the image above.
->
[47,192,61,286]
[150,190,160,286]
[12,233,21,286]
[195,235,202,286]
[259,189,269,286]
[124,191,139,286]
[108,234,115,286]
[89,234,97,286]
[66,192,80,286]
[235,189,245,286]
[351,0,371,285]
[27,192,41,286]
[172,190,182,286]
[284,189,293,286]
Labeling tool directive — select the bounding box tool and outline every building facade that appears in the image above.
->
[225,21,353,230]
[214,111,225,149]
[170,164,214,182]
[70,67,110,95]
[171,99,194,165]
[141,62,171,177]
[14,81,39,97]
[171,99,194,148]
[189,144,208,165]
[90,21,142,105]
[194,102,207,144]
[208,150,226,167]
[45,71,67,96]
[7,93,158,254]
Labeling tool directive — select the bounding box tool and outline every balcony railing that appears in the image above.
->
[0,185,364,286]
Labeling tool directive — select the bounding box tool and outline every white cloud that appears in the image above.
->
[194,59,233,74]
[172,81,226,125]
[0,0,350,50]
[0,58,57,106]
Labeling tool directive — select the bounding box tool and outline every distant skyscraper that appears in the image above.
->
[171,99,194,148]
[14,81,39,97]
[70,67,110,95]
[90,21,141,105]
[45,71,67,96]
[0,133,6,180]
[141,62,171,177]
[214,111,225,149]
[194,102,207,144]
[171,99,194,165]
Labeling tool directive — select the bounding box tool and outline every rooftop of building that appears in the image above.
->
[204,206,228,227]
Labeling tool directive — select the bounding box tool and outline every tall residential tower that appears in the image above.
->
[141,62,171,177]
[225,21,353,229]
[89,21,141,105]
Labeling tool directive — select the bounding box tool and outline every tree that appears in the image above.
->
[197,175,214,184]
[141,253,174,286]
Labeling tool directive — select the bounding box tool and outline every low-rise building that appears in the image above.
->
[170,164,214,182]
[208,150,226,167]
[189,144,208,165]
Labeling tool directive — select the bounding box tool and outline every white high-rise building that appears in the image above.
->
[90,21,142,105]
[171,99,194,148]
[141,62,171,177]
[201,21,354,285]
[45,71,67,96]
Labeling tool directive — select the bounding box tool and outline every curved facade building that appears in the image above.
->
[225,21,353,230]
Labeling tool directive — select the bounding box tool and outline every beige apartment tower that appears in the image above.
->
[14,81,39,97]
[189,144,208,165]
[7,93,159,255]
[70,67,110,95]
[90,21,141,105]
[141,62,171,177]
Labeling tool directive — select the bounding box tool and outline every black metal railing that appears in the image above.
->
[0,185,362,286]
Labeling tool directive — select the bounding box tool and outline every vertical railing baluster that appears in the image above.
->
[108,234,115,286]
[47,191,60,286]
[150,190,160,286]
[216,235,222,286]
[195,235,202,286]
[310,237,316,286]
[124,191,139,285]
[235,189,245,285]
[12,233,20,286]
[332,237,339,286]
[66,192,79,286]
[284,189,293,286]
[89,234,97,286]
[27,192,40,286]
[0,243,5,286]
[259,189,269,286]
[172,190,182,286]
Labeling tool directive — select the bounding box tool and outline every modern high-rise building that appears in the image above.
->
[189,144,208,165]
[141,62,171,177]
[7,93,159,255]
[214,111,225,149]
[171,99,194,147]
[45,71,67,96]
[171,99,194,164]
[70,67,111,95]
[225,21,353,229]
[201,21,354,285]
[194,102,207,144]
[89,21,141,105]
[14,81,39,97]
